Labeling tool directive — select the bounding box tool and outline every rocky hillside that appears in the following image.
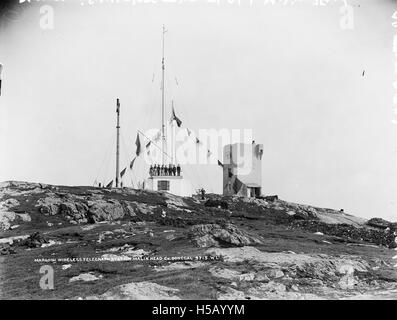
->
[0,181,396,300]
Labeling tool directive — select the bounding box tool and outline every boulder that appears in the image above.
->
[163,192,188,209]
[190,223,262,248]
[36,196,61,215]
[0,211,16,230]
[36,195,91,223]
[123,201,137,217]
[59,202,88,221]
[2,198,20,208]
[134,202,157,215]
[59,202,78,216]
[267,269,284,279]
[20,232,49,248]
[69,272,102,283]
[17,213,31,222]
[88,200,125,223]
[367,218,392,229]
[0,199,20,230]
[209,267,242,280]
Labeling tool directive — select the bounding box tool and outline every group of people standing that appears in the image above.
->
[150,164,181,177]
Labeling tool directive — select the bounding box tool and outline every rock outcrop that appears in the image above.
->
[19,232,49,248]
[367,218,397,230]
[0,199,31,230]
[1,181,397,300]
[84,281,181,300]
[189,223,263,248]
[87,200,125,223]
[292,220,397,248]
[34,194,143,224]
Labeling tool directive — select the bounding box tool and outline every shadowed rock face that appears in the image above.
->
[0,181,396,300]
[30,194,143,224]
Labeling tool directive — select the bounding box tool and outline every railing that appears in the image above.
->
[149,164,181,177]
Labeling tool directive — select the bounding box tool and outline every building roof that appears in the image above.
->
[244,183,261,188]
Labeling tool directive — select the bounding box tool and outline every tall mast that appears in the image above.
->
[170,100,173,165]
[161,25,167,165]
[116,98,120,188]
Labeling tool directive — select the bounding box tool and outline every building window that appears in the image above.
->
[158,180,170,191]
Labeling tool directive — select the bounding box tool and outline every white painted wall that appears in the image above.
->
[145,176,192,197]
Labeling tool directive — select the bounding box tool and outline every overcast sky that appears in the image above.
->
[0,0,396,221]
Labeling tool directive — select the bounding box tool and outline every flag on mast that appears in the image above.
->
[120,167,126,178]
[171,105,182,127]
[116,98,120,114]
[135,133,141,156]
[129,157,136,170]
[106,180,113,188]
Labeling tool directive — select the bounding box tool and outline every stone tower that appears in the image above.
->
[223,142,263,197]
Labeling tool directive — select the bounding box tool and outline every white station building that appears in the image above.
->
[146,169,192,197]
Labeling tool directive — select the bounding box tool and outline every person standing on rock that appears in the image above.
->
[149,165,153,176]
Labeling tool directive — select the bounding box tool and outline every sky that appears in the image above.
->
[0,0,396,221]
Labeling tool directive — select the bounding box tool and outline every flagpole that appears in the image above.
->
[171,100,174,164]
[0,63,3,96]
[161,25,166,165]
[173,118,176,165]
[116,98,120,188]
